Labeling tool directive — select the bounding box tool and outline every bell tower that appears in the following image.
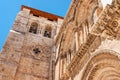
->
[0,5,63,80]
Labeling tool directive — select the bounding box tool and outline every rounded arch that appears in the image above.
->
[29,22,38,34]
[81,50,120,80]
[44,25,52,38]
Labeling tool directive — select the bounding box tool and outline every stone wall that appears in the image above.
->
[0,6,63,80]
[54,0,120,80]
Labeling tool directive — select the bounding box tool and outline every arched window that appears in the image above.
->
[44,25,52,38]
[29,22,38,34]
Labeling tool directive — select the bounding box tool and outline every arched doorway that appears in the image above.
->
[81,50,120,80]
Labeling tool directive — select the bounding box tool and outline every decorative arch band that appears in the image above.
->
[81,50,120,80]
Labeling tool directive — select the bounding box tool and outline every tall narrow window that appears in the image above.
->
[44,25,52,38]
[29,22,38,34]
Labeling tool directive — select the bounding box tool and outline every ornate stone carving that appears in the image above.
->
[67,33,97,77]
[112,21,118,27]
[81,52,120,80]
[92,4,120,38]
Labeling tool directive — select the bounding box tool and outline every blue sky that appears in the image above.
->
[0,0,72,51]
[0,0,112,51]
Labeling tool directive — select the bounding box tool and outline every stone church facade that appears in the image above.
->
[0,0,120,80]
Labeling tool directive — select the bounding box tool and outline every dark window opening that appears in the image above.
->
[44,25,52,38]
[29,22,38,34]
[33,48,41,54]
[44,31,51,38]
[33,14,39,17]
[29,26,37,34]
[48,18,54,21]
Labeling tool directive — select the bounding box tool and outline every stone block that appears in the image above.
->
[0,61,17,79]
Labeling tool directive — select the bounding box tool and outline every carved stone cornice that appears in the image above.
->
[60,1,120,79]
[59,33,97,79]
[92,4,120,39]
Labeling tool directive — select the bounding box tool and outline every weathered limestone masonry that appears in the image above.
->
[0,5,63,80]
[54,0,120,80]
[1,0,120,80]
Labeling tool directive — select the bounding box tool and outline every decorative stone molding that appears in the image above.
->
[81,50,120,80]
[58,1,120,79]
[92,3,120,39]
[60,33,97,79]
